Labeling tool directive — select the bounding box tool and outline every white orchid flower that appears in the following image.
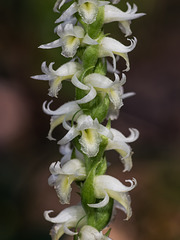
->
[106,128,139,172]
[43,100,82,140]
[31,61,81,97]
[58,114,113,157]
[48,159,86,204]
[39,24,97,58]
[78,0,109,24]
[88,175,137,220]
[104,4,145,36]
[78,225,111,240]
[72,72,126,110]
[55,0,108,25]
[99,36,137,71]
[44,204,87,240]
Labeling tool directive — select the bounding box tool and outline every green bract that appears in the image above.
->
[33,0,144,239]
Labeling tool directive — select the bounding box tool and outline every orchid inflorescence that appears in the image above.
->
[32,0,144,239]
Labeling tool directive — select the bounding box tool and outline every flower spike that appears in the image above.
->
[34,0,144,238]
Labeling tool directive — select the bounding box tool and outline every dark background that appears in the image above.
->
[0,0,180,239]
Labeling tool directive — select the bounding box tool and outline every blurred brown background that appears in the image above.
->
[0,0,180,240]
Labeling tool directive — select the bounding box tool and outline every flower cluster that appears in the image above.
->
[33,0,144,239]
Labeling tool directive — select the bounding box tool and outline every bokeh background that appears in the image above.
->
[0,0,180,239]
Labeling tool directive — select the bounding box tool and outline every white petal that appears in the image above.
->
[55,61,81,77]
[119,20,132,37]
[72,74,90,90]
[104,4,145,23]
[79,225,111,240]
[47,115,65,140]
[76,115,94,131]
[84,73,113,89]
[110,128,139,143]
[79,128,102,157]
[88,191,109,208]
[41,61,50,74]
[82,34,98,45]
[122,92,135,99]
[76,85,97,104]
[62,37,80,58]
[98,48,117,72]
[53,0,67,12]
[58,126,79,145]
[55,2,78,23]
[94,175,136,195]
[107,191,132,220]
[43,100,80,116]
[101,37,137,54]
[31,74,53,81]
[44,205,85,223]
[59,143,73,165]
[78,0,99,24]
[39,39,62,49]
[64,223,78,236]
[106,59,120,74]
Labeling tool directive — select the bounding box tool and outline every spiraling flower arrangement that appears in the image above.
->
[32,0,145,239]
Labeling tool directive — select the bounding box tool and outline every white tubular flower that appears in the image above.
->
[85,73,126,110]
[39,24,97,58]
[44,205,87,240]
[104,4,145,36]
[43,100,82,140]
[99,37,137,71]
[58,115,113,157]
[58,24,84,58]
[78,225,111,240]
[31,61,81,97]
[38,24,84,57]
[72,72,126,110]
[48,159,86,204]
[88,175,137,220]
[55,0,108,25]
[106,128,139,172]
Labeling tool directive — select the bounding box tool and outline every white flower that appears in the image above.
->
[39,24,97,58]
[58,114,112,157]
[44,204,87,240]
[48,159,86,204]
[104,4,145,36]
[43,100,82,140]
[78,0,108,24]
[78,225,111,240]
[72,72,126,110]
[31,61,81,97]
[106,128,139,172]
[55,0,108,25]
[88,175,137,220]
[99,36,137,71]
